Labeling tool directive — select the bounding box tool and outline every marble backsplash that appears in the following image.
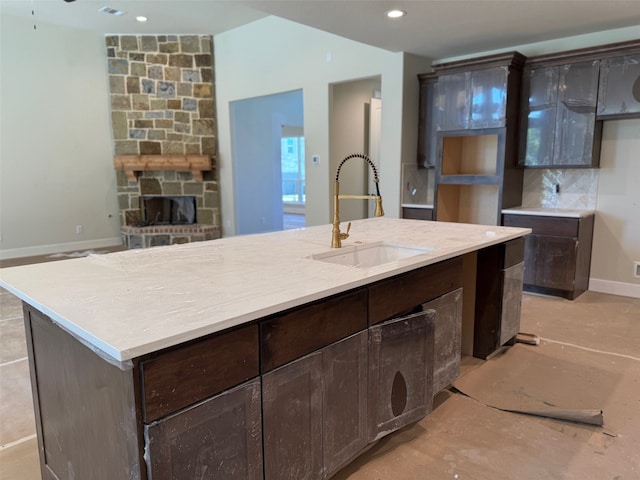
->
[522,169,599,210]
[401,164,435,205]
[401,165,599,211]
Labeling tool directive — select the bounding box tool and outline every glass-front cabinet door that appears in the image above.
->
[598,54,640,117]
[436,67,509,132]
[553,60,600,166]
[521,66,558,166]
[437,72,471,131]
[521,60,601,167]
[470,66,509,129]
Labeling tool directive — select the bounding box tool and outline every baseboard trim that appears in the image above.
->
[0,237,123,261]
[589,278,640,299]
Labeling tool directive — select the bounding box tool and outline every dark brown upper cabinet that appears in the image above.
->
[416,73,439,167]
[417,52,525,168]
[598,54,640,118]
[520,59,602,168]
[519,40,640,168]
[438,67,510,131]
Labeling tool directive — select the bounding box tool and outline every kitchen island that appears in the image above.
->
[0,217,530,480]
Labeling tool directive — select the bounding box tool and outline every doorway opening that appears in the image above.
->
[281,126,306,229]
[230,89,303,235]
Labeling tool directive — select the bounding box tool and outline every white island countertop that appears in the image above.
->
[0,218,530,364]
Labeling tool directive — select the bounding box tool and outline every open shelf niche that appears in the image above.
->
[435,128,513,226]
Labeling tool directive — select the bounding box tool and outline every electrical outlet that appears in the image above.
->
[75,225,83,234]
[634,261,640,278]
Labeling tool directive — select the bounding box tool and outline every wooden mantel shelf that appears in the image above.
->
[114,155,212,182]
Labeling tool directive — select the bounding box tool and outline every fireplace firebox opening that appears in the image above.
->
[141,196,197,226]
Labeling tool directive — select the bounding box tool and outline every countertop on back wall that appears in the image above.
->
[0,217,530,364]
[502,207,595,218]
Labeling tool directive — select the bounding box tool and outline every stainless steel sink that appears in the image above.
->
[310,241,433,269]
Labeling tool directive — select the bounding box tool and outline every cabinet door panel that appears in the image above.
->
[322,332,368,478]
[438,72,471,130]
[368,310,435,442]
[422,289,463,395]
[530,235,578,291]
[500,262,524,345]
[522,66,558,167]
[528,66,559,108]
[471,67,508,129]
[262,353,323,480]
[418,77,440,167]
[553,61,600,166]
[598,55,640,117]
[145,378,263,480]
[523,235,538,286]
[524,105,556,166]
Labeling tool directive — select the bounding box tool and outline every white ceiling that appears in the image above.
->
[2,0,639,59]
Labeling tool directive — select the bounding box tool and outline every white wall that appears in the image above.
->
[0,15,120,259]
[590,119,640,297]
[214,16,430,236]
[330,77,381,222]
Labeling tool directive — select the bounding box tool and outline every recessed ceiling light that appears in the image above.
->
[136,16,148,23]
[385,9,406,19]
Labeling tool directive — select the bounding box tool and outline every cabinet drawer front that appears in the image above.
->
[504,237,525,268]
[141,325,259,422]
[369,257,463,325]
[402,207,433,221]
[503,214,579,237]
[261,288,368,372]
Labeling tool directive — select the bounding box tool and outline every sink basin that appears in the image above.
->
[310,241,433,269]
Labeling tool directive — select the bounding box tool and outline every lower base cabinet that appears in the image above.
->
[262,352,323,480]
[500,262,525,345]
[502,213,594,300]
[262,331,368,480]
[422,288,463,395]
[368,310,435,442]
[474,238,525,358]
[322,332,369,478]
[145,378,263,480]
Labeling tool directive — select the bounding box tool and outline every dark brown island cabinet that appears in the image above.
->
[503,213,595,300]
[21,240,524,480]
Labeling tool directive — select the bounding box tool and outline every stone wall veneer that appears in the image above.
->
[106,34,216,157]
[106,34,221,246]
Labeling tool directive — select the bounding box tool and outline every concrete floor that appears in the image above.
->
[1,262,638,479]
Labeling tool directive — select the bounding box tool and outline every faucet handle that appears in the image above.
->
[340,222,351,240]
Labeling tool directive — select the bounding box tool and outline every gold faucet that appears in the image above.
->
[331,153,384,248]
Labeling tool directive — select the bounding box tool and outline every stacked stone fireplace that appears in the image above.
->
[116,162,219,248]
[106,34,221,248]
